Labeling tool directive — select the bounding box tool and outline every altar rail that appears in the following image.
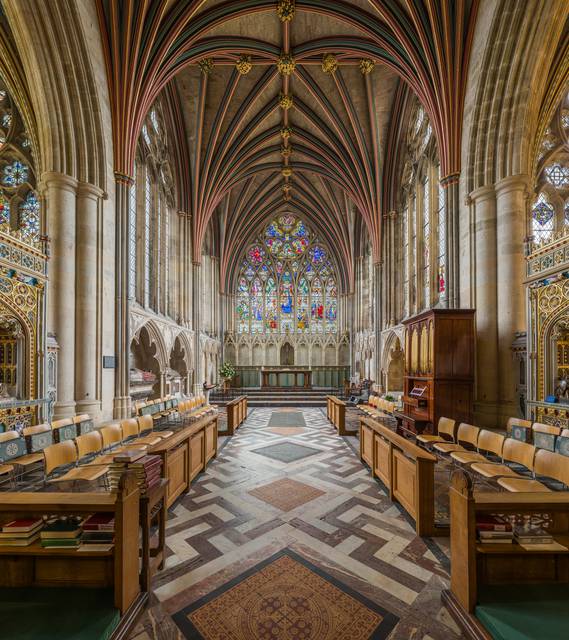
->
[360,416,441,537]
[226,396,248,435]
[233,366,349,389]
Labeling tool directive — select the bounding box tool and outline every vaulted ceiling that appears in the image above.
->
[96,0,479,291]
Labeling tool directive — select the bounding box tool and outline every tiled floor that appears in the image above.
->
[129,407,463,640]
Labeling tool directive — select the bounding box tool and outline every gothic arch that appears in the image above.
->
[463,0,568,192]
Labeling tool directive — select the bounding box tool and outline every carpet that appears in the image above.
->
[172,549,399,640]
[264,427,307,436]
[268,411,307,428]
[251,441,321,463]
[249,478,325,511]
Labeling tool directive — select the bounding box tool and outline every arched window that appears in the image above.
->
[130,102,175,314]
[0,78,40,245]
[235,215,339,334]
[532,91,569,248]
[399,100,443,317]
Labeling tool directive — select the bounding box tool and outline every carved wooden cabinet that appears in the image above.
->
[402,309,475,434]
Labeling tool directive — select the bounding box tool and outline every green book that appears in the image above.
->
[40,538,81,547]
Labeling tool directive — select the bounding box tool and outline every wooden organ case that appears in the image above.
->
[402,309,475,434]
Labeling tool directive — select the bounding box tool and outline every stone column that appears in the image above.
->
[470,185,499,426]
[159,370,166,397]
[374,261,382,383]
[193,262,201,388]
[113,173,133,419]
[75,182,104,417]
[42,172,78,419]
[444,174,460,308]
[495,175,529,421]
[178,211,186,324]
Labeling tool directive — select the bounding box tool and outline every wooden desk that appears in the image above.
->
[150,414,218,507]
[226,396,248,435]
[360,416,442,536]
[326,395,352,435]
[139,479,168,592]
[261,368,312,389]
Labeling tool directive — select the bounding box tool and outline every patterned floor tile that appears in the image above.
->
[172,550,399,640]
[251,441,321,463]
[248,478,325,512]
[267,411,307,428]
[130,407,463,640]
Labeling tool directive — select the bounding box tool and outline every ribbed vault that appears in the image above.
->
[96,0,479,288]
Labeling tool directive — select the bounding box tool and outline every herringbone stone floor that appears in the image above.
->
[129,407,464,640]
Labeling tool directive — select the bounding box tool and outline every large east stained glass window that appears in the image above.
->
[236,215,338,334]
[0,77,40,245]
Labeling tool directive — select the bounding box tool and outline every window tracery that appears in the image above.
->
[532,91,569,247]
[235,215,338,334]
[0,77,40,246]
[399,100,444,317]
[130,101,175,315]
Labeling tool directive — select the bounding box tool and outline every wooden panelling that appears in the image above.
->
[360,423,374,466]
[227,396,247,435]
[166,443,188,506]
[190,432,205,480]
[205,422,216,463]
[392,449,416,517]
[373,435,390,487]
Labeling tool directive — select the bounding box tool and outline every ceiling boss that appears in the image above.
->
[277,0,295,23]
[236,54,252,75]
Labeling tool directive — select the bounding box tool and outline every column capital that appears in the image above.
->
[469,184,496,204]
[114,171,134,186]
[495,174,531,197]
[192,259,202,267]
[440,171,460,188]
[76,181,106,201]
[178,210,192,218]
[39,171,78,194]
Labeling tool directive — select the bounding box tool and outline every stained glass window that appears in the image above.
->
[532,193,555,243]
[144,171,152,307]
[129,164,137,300]
[235,215,338,334]
[437,170,446,298]
[544,163,569,188]
[0,77,40,244]
[402,205,409,318]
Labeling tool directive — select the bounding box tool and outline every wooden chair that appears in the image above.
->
[450,430,506,465]
[75,430,103,463]
[416,417,456,445]
[137,415,172,442]
[116,418,149,451]
[470,438,536,479]
[433,423,480,454]
[0,431,18,484]
[506,417,532,434]
[99,423,123,450]
[44,440,108,483]
[497,448,569,492]
[14,424,53,469]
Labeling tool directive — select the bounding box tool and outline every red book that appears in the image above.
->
[82,513,115,532]
[2,518,43,533]
[476,515,512,532]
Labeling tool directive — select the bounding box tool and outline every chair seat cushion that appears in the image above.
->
[416,435,444,444]
[471,462,520,478]
[497,477,551,492]
[433,443,465,454]
[13,453,44,467]
[450,451,486,464]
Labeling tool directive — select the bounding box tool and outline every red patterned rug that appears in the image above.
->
[172,549,399,639]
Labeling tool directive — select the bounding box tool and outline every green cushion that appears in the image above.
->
[0,587,120,640]
[476,584,569,640]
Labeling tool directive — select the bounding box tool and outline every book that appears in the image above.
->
[476,515,512,532]
[0,524,43,538]
[2,518,43,533]
[514,525,553,544]
[479,538,514,544]
[519,541,568,552]
[113,450,146,464]
[479,532,514,540]
[82,513,115,532]
[40,538,81,548]
[81,531,114,543]
[77,543,114,553]
[0,533,40,546]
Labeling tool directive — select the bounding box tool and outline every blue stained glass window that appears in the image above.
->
[3,160,28,186]
[0,193,9,225]
[18,192,39,238]
[236,215,338,334]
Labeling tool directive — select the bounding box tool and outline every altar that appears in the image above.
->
[261,367,312,389]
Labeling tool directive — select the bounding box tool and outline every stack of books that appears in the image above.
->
[40,518,83,549]
[477,515,514,544]
[108,450,163,496]
[80,512,115,551]
[0,518,43,546]
[513,523,568,550]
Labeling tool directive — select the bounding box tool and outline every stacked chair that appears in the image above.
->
[360,395,396,418]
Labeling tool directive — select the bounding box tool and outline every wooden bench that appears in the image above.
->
[327,395,352,435]
[360,416,442,536]
[226,396,248,435]
[149,413,218,507]
[443,471,569,640]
